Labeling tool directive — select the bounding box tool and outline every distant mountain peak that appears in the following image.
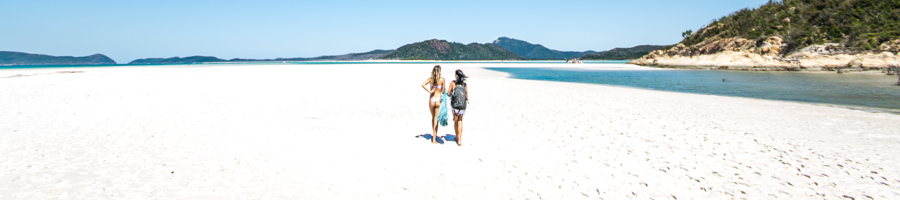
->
[493,37,536,45]
[492,37,594,59]
[378,39,526,60]
[428,39,451,54]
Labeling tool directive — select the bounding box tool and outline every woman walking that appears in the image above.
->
[420,65,445,144]
[448,69,468,146]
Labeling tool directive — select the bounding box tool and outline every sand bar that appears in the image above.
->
[1,63,899,199]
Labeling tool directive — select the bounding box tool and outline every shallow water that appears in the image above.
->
[486,67,900,112]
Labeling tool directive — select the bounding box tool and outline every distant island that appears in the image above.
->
[127,50,394,64]
[492,37,596,59]
[128,56,225,65]
[227,49,393,62]
[579,45,666,60]
[630,0,900,71]
[0,51,116,66]
[490,37,663,60]
[3,38,667,66]
[379,39,526,60]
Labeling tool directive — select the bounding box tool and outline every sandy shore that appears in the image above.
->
[1,63,899,199]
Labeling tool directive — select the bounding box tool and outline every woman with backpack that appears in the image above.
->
[421,65,445,144]
[448,69,468,146]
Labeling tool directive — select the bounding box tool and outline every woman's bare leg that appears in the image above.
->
[452,114,459,144]
[430,103,440,144]
[454,114,464,146]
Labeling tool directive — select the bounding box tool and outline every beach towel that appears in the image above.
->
[438,92,449,126]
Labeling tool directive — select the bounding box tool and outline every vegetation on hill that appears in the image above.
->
[679,0,900,54]
[328,49,394,60]
[0,51,116,66]
[128,56,225,65]
[228,49,393,62]
[579,45,667,60]
[492,37,596,59]
[379,39,527,60]
[129,50,393,64]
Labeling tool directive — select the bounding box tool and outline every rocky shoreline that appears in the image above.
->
[628,37,900,73]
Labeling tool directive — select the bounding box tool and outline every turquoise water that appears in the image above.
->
[209,60,630,65]
[486,67,900,113]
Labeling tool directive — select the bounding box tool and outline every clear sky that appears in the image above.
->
[1,0,770,63]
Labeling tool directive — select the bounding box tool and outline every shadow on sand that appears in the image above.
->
[415,134,456,144]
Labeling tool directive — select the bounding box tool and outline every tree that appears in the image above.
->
[682,30,693,38]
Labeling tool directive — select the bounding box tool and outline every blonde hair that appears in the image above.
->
[431,65,441,86]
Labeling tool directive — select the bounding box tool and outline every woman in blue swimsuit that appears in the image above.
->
[420,65,445,144]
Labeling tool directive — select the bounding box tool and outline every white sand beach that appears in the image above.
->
[1,63,899,199]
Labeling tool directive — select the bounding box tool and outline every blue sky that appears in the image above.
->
[1,0,770,63]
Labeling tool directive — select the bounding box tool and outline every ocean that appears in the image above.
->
[486,67,900,113]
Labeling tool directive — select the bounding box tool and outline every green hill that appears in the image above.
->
[130,50,393,64]
[492,37,596,59]
[128,56,225,65]
[317,49,393,60]
[579,45,666,60]
[0,51,116,66]
[679,0,900,54]
[230,49,394,62]
[379,39,527,60]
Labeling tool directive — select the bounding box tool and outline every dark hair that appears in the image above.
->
[455,69,467,84]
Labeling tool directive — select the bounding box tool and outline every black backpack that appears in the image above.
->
[450,82,467,110]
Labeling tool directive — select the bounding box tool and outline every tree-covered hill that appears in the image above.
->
[323,49,393,60]
[379,39,527,60]
[492,37,596,59]
[229,49,394,62]
[129,50,393,64]
[579,45,666,60]
[128,56,225,65]
[0,51,116,66]
[679,0,900,54]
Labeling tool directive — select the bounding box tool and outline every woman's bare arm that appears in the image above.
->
[438,78,446,94]
[421,79,434,93]
[448,81,456,95]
